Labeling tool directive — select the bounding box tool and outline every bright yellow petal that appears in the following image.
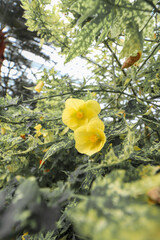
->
[65,98,84,110]
[62,108,88,130]
[74,127,92,154]
[88,117,105,131]
[62,108,74,123]
[86,100,101,114]
[74,125,91,142]
[81,106,99,122]
[75,136,106,156]
[34,124,42,131]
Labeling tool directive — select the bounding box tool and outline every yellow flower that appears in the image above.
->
[22,232,29,240]
[34,124,42,131]
[35,81,44,93]
[62,98,101,130]
[34,124,42,137]
[74,117,106,156]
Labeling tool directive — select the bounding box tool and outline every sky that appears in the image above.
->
[22,44,92,81]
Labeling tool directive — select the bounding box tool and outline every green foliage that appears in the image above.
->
[28,231,55,240]
[67,169,160,240]
[64,0,157,61]
[0,0,160,240]
[119,22,143,58]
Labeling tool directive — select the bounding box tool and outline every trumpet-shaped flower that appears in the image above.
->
[74,117,106,156]
[35,81,44,93]
[62,98,101,130]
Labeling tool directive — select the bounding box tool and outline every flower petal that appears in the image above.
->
[65,98,84,110]
[35,81,44,93]
[62,108,88,130]
[88,117,105,131]
[86,100,101,114]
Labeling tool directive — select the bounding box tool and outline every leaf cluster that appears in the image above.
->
[0,0,160,240]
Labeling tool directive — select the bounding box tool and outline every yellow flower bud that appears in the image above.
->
[34,124,42,137]
[22,232,29,240]
[34,124,42,131]
[35,81,44,93]
[1,127,6,135]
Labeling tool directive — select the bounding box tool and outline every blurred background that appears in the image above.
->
[0,0,91,100]
[0,0,53,99]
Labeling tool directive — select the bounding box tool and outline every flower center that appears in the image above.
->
[89,134,99,143]
[76,111,84,119]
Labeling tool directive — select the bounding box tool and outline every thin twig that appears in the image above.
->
[140,12,155,32]
[103,40,137,97]
[137,42,160,73]
[144,0,160,13]
[103,40,127,76]
[80,55,105,69]
[2,87,160,110]
[1,89,135,109]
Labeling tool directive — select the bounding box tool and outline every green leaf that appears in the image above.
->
[120,22,143,58]
[65,15,105,63]
[40,140,74,166]
[71,0,99,25]
[67,170,160,240]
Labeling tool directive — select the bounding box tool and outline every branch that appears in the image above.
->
[2,87,160,112]
[103,40,137,97]
[80,55,105,69]
[137,42,160,73]
[103,40,127,76]
[140,12,155,32]
[1,89,135,109]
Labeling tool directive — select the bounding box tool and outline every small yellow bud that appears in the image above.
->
[1,127,6,135]
[35,81,44,93]
[22,232,29,240]
[133,146,141,151]
[91,92,96,97]
[42,148,49,152]
[34,124,42,137]
[40,116,44,121]
[153,33,156,39]
[34,124,42,131]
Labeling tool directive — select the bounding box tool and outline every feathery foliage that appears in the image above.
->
[0,0,160,239]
